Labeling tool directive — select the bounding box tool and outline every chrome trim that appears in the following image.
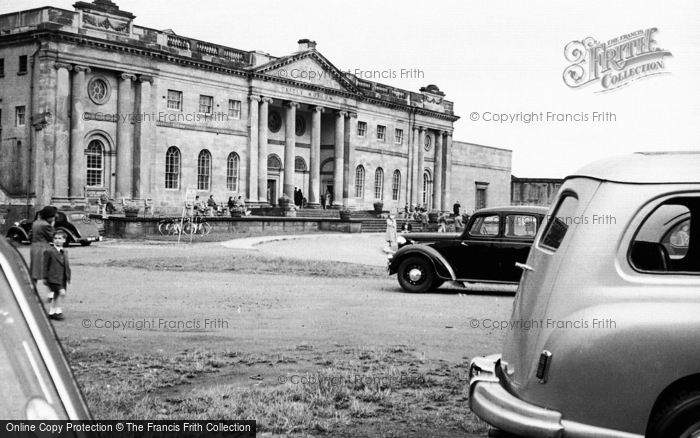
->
[469,355,644,438]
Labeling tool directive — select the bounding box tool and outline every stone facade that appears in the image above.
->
[0,0,511,216]
[511,176,564,207]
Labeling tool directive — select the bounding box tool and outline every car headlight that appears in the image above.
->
[396,235,406,245]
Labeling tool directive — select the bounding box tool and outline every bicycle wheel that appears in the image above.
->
[158,220,170,235]
[198,222,212,235]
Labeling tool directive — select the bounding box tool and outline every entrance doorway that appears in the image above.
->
[267,179,278,205]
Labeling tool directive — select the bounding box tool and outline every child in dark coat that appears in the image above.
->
[43,230,71,320]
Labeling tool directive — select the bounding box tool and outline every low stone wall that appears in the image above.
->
[102,216,362,239]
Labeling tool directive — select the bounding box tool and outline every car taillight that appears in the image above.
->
[536,350,552,383]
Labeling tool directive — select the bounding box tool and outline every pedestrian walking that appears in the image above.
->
[420,208,429,231]
[453,200,461,217]
[43,230,71,320]
[437,212,448,232]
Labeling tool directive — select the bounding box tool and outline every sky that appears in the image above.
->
[3,0,699,178]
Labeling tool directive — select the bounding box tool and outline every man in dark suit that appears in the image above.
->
[43,230,71,320]
[30,206,56,286]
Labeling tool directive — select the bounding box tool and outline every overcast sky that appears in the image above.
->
[3,0,699,177]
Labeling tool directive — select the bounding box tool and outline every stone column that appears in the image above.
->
[134,74,153,199]
[54,62,72,198]
[247,95,260,203]
[283,101,299,199]
[333,110,347,207]
[442,132,453,211]
[410,126,420,206]
[433,130,444,211]
[116,73,136,198]
[308,105,323,208]
[417,128,427,208]
[69,65,90,197]
[257,97,273,204]
[343,112,357,207]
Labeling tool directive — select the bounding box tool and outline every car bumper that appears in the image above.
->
[468,355,642,438]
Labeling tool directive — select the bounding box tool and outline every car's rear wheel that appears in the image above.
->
[648,389,700,438]
[397,256,436,293]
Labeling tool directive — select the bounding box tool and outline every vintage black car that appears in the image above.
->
[388,206,549,292]
[5,210,100,246]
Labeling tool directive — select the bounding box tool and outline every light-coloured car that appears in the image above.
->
[469,152,700,438]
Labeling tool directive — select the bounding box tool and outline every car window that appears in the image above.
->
[630,200,699,273]
[540,194,578,251]
[505,215,537,238]
[69,213,85,221]
[469,215,500,236]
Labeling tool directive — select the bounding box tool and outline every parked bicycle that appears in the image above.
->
[157,217,181,235]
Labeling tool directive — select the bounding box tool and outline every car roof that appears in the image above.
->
[568,152,700,184]
[474,205,550,215]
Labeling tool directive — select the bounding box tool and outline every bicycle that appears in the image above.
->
[182,215,212,236]
[158,217,181,235]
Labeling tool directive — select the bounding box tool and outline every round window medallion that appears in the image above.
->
[268,111,282,133]
[295,115,306,136]
[88,77,111,105]
[424,134,432,151]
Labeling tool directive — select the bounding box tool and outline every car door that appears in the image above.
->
[443,213,500,281]
[496,213,540,282]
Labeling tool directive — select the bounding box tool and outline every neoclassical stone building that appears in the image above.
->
[0,0,511,215]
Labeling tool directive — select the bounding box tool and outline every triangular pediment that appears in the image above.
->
[255,51,358,94]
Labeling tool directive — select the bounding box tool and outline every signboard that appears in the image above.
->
[184,188,197,204]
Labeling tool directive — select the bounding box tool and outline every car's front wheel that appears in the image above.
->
[648,389,700,438]
[397,256,437,293]
[6,231,24,246]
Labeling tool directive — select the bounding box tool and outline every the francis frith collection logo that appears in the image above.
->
[563,28,672,92]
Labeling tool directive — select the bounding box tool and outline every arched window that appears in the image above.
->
[86,139,104,187]
[165,146,181,189]
[320,158,334,174]
[423,169,433,209]
[267,154,282,173]
[295,156,307,172]
[392,170,401,201]
[197,149,211,191]
[374,167,384,200]
[227,152,240,191]
[355,165,365,198]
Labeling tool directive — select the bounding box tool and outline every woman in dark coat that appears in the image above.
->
[30,206,57,284]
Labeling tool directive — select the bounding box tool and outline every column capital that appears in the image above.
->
[261,96,274,104]
[346,111,358,119]
[138,74,154,84]
[436,129,446,136]
[73,65,91,74]
[312,105,325,113]
[120,73,137,81]
[336,110,348,118]
[284,101,300,109]
[248,95,261,103]
[418,126,426,132]
[54,62,72,71]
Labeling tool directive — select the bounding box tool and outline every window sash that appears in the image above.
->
[197,151,211,190]
[228,100,241,119]
[167,90,182,111]
[394,129,403,144]
[165,148,180,189]
[377,125,386,141]
[357,122,367,137]
[392,171,401,201]
[199,95,213,114]
[227,154,239,191]
[15,106,25,127]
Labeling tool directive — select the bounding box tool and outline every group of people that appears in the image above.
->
[191,195,250,216]
[29,206,71,321]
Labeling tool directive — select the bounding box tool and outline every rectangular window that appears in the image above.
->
[15,106,25,127]
[377,125,386,141]
[394,128,403,144]
[475,183,488,210]
[505,215,538,238]
[18,55,27,74]
[469,214,500,236]
[228,99,241,119]
[198,95,213,114]
[167,90,182,111]
[357,121,367,137]
[540,194,579,251]
[0,58,4,77]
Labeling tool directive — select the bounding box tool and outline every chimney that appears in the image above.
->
[297,39,317,51]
